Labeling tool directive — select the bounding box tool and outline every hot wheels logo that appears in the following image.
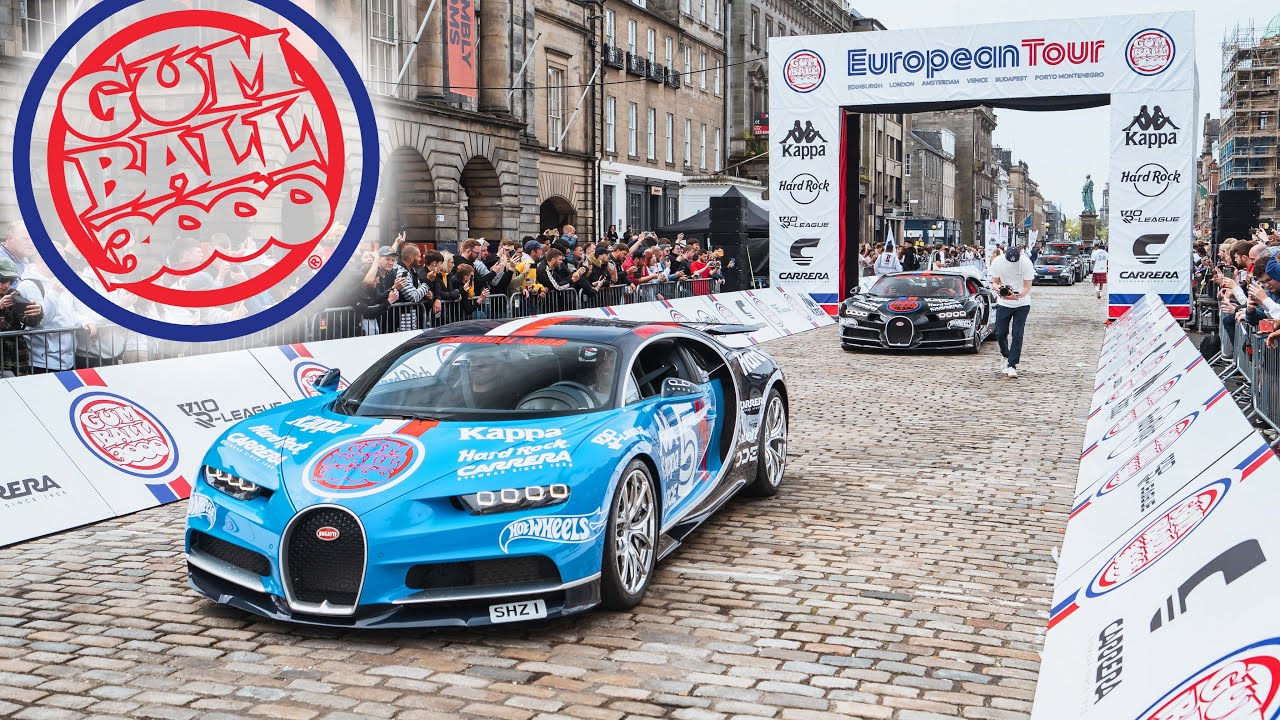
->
[1088,477,1226,597]
[16,1,378,342]
[1137,641,1280,720]
[499,510,606,553]
[71,391,179,478]
[303,436,424,498]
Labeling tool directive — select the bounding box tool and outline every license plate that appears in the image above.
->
[488,598,547,624]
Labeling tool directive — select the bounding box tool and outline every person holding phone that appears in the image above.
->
[989,246,1035,379]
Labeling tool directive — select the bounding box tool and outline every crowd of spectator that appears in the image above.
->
[859,240,988,277]
[1206,226,1280,354]
[0,221,727,377]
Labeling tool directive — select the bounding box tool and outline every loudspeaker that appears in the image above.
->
[709,196,747,224]
[708,219,747,235]
[1217,189,1261,208]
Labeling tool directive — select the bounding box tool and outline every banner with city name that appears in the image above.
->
[768,12,1196,319]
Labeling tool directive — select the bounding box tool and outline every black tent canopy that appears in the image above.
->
[656,186,771,281]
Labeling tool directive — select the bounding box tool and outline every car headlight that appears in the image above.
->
[456,484,571,515]
[948,319,973,329]
[203,465,270,501]
[840,317,859,328]
[935,311,967,320]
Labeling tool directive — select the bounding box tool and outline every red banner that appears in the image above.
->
[445,0,477,97]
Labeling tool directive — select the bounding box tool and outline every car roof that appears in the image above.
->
[410,316,707,347]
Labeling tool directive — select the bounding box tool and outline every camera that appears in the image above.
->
[998,285,1014,298]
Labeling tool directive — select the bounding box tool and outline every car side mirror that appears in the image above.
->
[661,377,700,399]
[314,367,343,394]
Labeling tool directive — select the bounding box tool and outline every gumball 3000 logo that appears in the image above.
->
[303,436,424,498]
[294,361,348,398]
[1088,478,1227,597]
[16,0,378,342]
[70,392,178,478]
[1138,641,1280,720]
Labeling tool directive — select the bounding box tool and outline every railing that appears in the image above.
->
[0,278,720,377]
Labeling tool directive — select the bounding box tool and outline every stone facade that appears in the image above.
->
[598,0,725,234]
[912,107,997,246]
[905,128,959,244]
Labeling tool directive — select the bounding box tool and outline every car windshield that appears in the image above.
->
[1049,245,1079,256]
[1038,255,1068,265]
[870,274,966,298]
[335,337,619,418]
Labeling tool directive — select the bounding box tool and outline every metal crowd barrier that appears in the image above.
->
[0,277,720,377]
[1252,330,1280,444]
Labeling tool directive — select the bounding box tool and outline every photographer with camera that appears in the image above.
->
[0,258,44,376]
[990,246,1035,379]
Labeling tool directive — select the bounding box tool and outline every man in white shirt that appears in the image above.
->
[1090,244,1109,299]
[989,246,1035,378]
[872,244,901,276]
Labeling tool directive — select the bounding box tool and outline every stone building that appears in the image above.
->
[597,0,726,234]
[905,129,959,245]
[724,0,857,183]
[1196,112,1221,235]
[911,108,998,246]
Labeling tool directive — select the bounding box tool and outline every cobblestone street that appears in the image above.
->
[0,283,1106,720]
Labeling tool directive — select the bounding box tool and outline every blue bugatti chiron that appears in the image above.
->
[185,316,789,627]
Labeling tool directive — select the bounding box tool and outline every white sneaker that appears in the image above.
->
[1005,366,1018,379]
[1000,357,1009,372]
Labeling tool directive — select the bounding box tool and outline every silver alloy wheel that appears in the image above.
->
[764,396,787,487]
[613,468,656,596]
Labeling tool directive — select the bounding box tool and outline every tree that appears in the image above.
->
[1065,218,1081,241]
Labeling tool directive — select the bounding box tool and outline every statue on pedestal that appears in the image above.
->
[1082,175,1096,215]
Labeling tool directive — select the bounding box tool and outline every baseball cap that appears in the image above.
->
[0,258,17,281]
[1266,258,1280,283]
[523,240,544,254]
[377,246,397,257]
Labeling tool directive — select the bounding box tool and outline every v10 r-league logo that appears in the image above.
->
[15,0,379,342]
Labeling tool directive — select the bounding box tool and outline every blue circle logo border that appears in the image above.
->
[14,0,380,342]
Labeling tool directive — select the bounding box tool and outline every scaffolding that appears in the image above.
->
[1220,21,1280,217]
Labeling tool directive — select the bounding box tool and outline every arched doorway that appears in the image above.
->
[459,156,503,245]
[539,196,575,234]
[381,147,437,247]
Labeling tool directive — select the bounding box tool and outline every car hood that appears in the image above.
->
[204,396,614,516]
[846,295,970,315]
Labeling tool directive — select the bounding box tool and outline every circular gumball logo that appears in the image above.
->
[1127,28,1175,76]
[1136,641,1280,720]
[783,50,825,93]
[1088,478,1226,597]
[886,299,921,314]
[294,361,349,398]
[303,436,424,498]
[70,391,179,478]
[16,0,378,342]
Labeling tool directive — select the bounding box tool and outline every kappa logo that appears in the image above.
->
[780,120,827,159]
[1123,105,1179,148]
[303,436,424,498]
[790,238,821,267]
[70,392,179,479]
[1135,642,1280,720]
[499,510,607,553]
[1126,28,1175,76]
[1088,477,1226,597]
[1132,234,1169,265]
[17,0,379,342]
[461,426,563,443]
[783,49,825,93]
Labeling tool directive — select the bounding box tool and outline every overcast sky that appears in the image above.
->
[853,0,1267,217]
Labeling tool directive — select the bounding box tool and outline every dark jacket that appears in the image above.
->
[901,247,920,272]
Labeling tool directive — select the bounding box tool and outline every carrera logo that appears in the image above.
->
[1121,209,1179,224]
[783,49,825,93]
[1088,477,1227,597]
[777,215,829,230]
[17,1,379,342]
[780,120,827,159]
[315,526,340,542]
[887,298,922,313]
[778,272,829,281]
[71,392,179,478]
[295,361,350,398]
[0,475,64,503]
[1137,643,1280,720]
[1119,270,1181,280]
[789,238,820,266]
[778,174,830,205]
[1120,164,1181,198]
[303,436,424,498]
[1123,105,1179,148]
[1132,234,1169,265]
[1126,28,1176,76]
